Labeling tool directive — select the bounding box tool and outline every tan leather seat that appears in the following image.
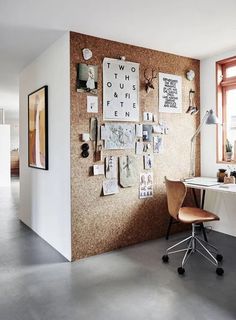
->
[164,176,220,224]
[163,177,223,276]
[178,207,219,224]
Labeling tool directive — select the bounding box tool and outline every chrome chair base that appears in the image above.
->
[162,223,224,275]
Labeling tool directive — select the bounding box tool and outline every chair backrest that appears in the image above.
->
[164,177,187,220]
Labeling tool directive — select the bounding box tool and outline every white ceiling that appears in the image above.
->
[1,0,236,117]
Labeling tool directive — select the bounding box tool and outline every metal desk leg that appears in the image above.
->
[201,189,206,209]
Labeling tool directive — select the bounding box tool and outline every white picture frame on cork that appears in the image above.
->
[103,58,140,121]
[159,72,182,113]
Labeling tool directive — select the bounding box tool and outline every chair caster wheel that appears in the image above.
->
[216,254,223,262]
[216,267,224,276]
[177,267,185,275]
[162,255,169,263]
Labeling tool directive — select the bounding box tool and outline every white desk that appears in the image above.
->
[185,177,236,238]
[185,177,236,208]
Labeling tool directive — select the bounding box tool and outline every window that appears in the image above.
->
[216,56,236,162]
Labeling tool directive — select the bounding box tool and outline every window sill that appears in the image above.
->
[217,160,236,164]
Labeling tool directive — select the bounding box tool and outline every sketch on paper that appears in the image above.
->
[103,179,119,196]
[104,123,136,149]
[153,136,164,153]
[144,154,153,169]
[119,155,136,188]
[139,172,153,199]
[105,156,117,179]
[159,72,182,113]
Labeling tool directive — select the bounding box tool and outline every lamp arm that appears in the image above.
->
[189,111,209,177]
[190,111,209,142]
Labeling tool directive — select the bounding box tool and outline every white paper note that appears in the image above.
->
[87,96,98,113]
[135,124,143,138]
[93,164,105,175]
[136,141,143,155]
[143,112,153,122]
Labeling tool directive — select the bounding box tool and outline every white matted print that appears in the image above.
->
[87,96,98,113]
[159,72,182,113]
[104,123,136,150]
[139,172,153,199]
[103,58,139,121]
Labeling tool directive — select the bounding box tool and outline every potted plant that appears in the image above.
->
[225,139,233,161]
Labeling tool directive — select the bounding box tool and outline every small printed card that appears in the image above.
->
[87,96,98,113]
[93,164,105,175]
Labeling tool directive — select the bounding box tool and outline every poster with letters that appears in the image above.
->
[159,72,182,113]
[103,58,139,121]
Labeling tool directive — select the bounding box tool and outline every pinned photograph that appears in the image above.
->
[77,64,98,94]
[139,172,153,199]
[142,124,153,142]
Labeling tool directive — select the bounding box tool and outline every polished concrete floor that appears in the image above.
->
[1,179,236,320]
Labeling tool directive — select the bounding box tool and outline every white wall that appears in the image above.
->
[201,48,236,237]
[0,125,10,186]
[5,117,19,150]
[19,33,71,260]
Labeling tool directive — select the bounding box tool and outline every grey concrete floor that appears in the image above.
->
[0,179,236,320]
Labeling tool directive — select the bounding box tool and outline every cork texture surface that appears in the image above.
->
[70,32,200,260]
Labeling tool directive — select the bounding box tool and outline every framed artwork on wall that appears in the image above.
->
[28,85,48,170]
[103,58,139,121]
[159,72,182,113]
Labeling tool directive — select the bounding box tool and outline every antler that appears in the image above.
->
[144,68,157,93]
[144,69,151,81]
[152,69,157,79]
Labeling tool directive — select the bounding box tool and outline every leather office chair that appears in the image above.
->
[162,177,224,275]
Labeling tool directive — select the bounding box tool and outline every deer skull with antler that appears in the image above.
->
[144,68,157,93]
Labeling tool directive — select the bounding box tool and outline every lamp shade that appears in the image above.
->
[205,109,219,125]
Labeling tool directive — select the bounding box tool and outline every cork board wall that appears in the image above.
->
[70,31,200,260]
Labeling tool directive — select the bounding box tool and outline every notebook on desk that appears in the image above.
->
[184,177,220,187]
